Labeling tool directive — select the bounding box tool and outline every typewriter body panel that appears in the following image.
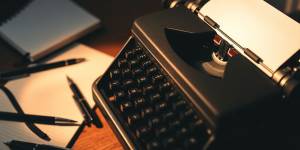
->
[93,6,299,150]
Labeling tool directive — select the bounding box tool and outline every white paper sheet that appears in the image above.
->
[200,0,300,74]
[0,44,113,149]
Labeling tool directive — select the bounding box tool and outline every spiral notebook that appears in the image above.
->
[0,0,100,61]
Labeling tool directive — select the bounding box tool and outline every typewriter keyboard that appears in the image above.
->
[97,41,210,150]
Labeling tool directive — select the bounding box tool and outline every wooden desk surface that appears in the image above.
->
[0,0,161,150]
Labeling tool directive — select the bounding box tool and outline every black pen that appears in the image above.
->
[0,58,86,81]
[66,76,102,128]
[0,111,80,126]
[5,140,70,150]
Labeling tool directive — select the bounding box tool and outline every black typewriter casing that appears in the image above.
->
[93,7,300,150]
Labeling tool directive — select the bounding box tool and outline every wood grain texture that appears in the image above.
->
[73,109,123,150]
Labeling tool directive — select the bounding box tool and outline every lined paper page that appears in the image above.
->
[0,44,113,149]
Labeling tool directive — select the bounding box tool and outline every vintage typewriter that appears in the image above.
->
[92,0,300,149]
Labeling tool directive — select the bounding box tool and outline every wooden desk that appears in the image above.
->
[0,0,161,149]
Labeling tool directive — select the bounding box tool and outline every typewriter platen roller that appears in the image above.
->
[93,1,300,149]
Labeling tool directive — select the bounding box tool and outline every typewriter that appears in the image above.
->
[92,0,300,149]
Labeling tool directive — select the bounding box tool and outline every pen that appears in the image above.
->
[0,58,86,81]
[5,140,70,150]
[66,76,102,128]
[0,111,80,126]
[0,87,51,141]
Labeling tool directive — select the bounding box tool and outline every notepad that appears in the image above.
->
[0,0,100,61]
[0,44,113,150]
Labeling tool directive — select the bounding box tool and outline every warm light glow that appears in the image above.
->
[0,44,113,148]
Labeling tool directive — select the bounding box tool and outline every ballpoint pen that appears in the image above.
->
[5,140,70,150]
[66,75,102,128]
[0,58,86,81]
[0,111,80,126]
[0,86,51,141]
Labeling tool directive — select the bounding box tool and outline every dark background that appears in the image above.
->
[0,0,299,149]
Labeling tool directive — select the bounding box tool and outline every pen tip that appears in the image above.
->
[55,117,77,123]
[76,58,86,63]
[45,136,51,141]
[66,119,78,123]
[54,117,80,126]
[4,142,10,146]
[66,75,72,82]
[55,122,81,126]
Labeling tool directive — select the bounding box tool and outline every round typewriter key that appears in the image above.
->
[137,76,148,87]
[108,80,121,91]
[143,84,155,95]
[184,136,200,150]
[134,97,146,108]
[141,60,153,69]
[172,100,187,111]
[118,58,128,68]
[159,82,172,92]
[137,53,147,61]
[110,91,126,104]
[120,101,134,114]
[127,113,141,127]
[162,111,175,122]
[128,59,139,69]
[123,79,135,89]
[180,108,198,122]
[176,127,189,139]
[146,140,162,150]
[141,106,154,118]
[109,69,121,79]
[165,91,179,102]
[108,96,116,103]
[155,101,168,113]
[122,68,131,79]
[152,73,164,84]
[132,68,143,77]
[149,93,161,104]
[125,50,136,59]
[169,120,181,130]
[133,47,143,54]
[148,117,161,128]
[162,136,176,148]
[190,119,209,139]
[146,66,158,76]
[128,88,142,99]
[154,125,168,137]
[135,126,152,140]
